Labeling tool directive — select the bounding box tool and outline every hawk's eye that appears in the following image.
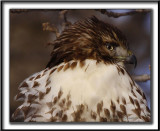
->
[106,43,114,51]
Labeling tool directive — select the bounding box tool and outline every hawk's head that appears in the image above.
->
[47,16,137,68]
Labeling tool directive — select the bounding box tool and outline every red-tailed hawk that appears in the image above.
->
[12,16,150,122]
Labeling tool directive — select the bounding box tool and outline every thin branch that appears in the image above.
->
[59,10,72,29]
[41,10,72,42]
[42,22,60,38]
[132,74,150,82]
[42,10,72,47]
[95,9,151,18]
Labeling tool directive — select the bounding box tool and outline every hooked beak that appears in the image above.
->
[114,50,137,68]
[125,54,137,68]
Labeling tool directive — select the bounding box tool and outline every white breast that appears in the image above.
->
[12,59,150,122]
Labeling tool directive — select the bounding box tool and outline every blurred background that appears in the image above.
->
[10,9,151,121]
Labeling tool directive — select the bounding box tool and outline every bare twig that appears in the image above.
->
[95,9,151,18]
[42,22,60,38]
[59,10,72,30]
[132,74,150,82]
[41,10,72,41]
[41,10,72,47]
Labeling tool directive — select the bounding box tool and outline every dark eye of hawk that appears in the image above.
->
[106,43,118,51]
[106,44,114,51]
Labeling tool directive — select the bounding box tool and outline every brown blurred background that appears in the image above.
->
[10,9,151,121]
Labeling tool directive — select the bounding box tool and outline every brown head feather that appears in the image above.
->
[46,16,128,68]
